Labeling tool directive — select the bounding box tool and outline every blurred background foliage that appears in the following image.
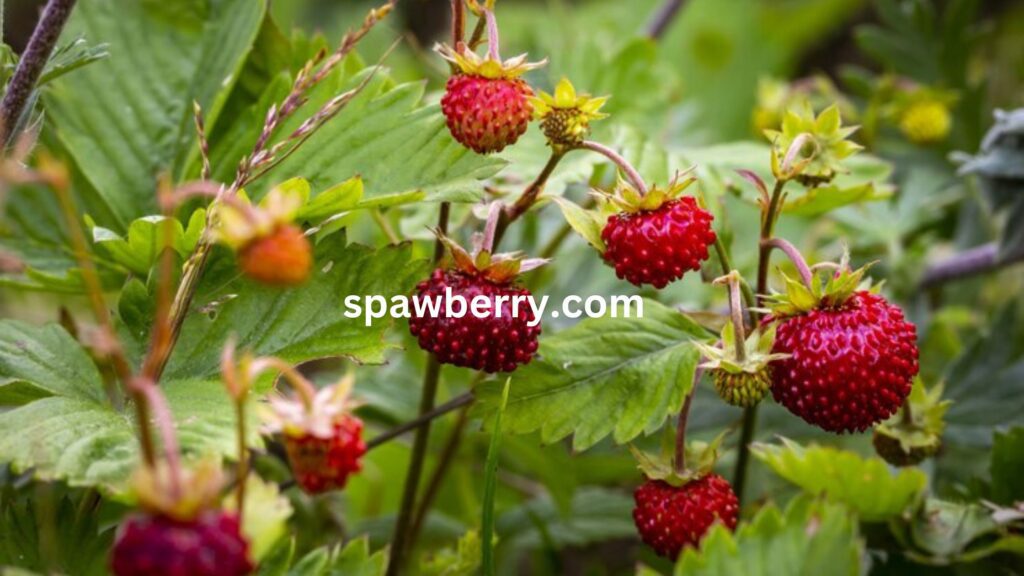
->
[2,0,1024,574]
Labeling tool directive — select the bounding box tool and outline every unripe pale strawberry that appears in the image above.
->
[237,224,311,286]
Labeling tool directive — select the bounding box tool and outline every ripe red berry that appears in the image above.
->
[602,197,716,288]
[441,74,533,154]
[633,474,739,559]
[770,291,919,433]
[111,511,253,576]
[237,224,311,286]
[409,268,540,373]
[283,414,366,494]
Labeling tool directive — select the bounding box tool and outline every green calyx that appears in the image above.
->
[438,232,547,285]
[765,103,862,184]
[698,322,788,408]
[629,430,727,486]
[873,379,950,467]
[766,260,873,318]
[597,169,697,214]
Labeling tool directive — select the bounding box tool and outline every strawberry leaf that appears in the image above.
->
[164,239,427,380]
[477,299,712,450]
[44,0,269,229]
[675,496,862,576]
[752,439,927,522]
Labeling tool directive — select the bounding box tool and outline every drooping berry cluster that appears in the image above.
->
[283,415,366,494]
[770,290,919,433]
[409,268,541,373]
[632,474,739,559]
[112,511,253,576]
[442,74,534,154]
[602,197,716,289]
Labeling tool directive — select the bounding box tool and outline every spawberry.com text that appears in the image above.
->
[344,290,644,327]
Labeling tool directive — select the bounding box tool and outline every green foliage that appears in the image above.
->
[165,238,426,380]
[0,320,107,406]
[45,0,268,228]
[482,380,509,576]
[285,537,387,576]
[0,484,117,576]
[675,496,863,576]
[421,531,482,576]
[753,439,927,521]
[89,211,206,276]
[991,428,1024,506]
[477,299,710,450]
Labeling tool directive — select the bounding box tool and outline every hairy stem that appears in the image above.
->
[0,0,77,144]
[762,237,814,288]
[734,177,787,504]
[235,397,248,521]
[580,140,648,194]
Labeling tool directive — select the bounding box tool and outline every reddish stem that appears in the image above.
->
[580,140,648,194]
[762,237,814,288]
[484,8,501,60]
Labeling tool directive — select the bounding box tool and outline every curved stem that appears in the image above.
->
[674,367,700,474]
[249,357,318,409]
[493,150,567,250]
[762,237,814,289]
[484,8,500,61]
[482,201,502,253]
[580,140,648,194]
[715,273,747,362]
[0,0,77,144]
[712,237,756,314]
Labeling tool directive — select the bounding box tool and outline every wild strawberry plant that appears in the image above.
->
[0,0,1022,575]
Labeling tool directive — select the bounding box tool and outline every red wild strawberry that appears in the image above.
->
[112,511,253,576]
[111,460,253,576]
[410,268,540,373]
[633,474,739,559]
[442,74,533,154]
[767,264,919,433]
[436,38,545,154]
[599,172,716,289]
[237,224,312,286]
[264,374,367,494]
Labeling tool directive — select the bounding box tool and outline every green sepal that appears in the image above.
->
[629,430,728,487]
[765,259,873,318]
[875,378,951,455]
[697,321,790,375]
[437,231,544,284]
[596,169,698,214]
[764,103,863,182]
